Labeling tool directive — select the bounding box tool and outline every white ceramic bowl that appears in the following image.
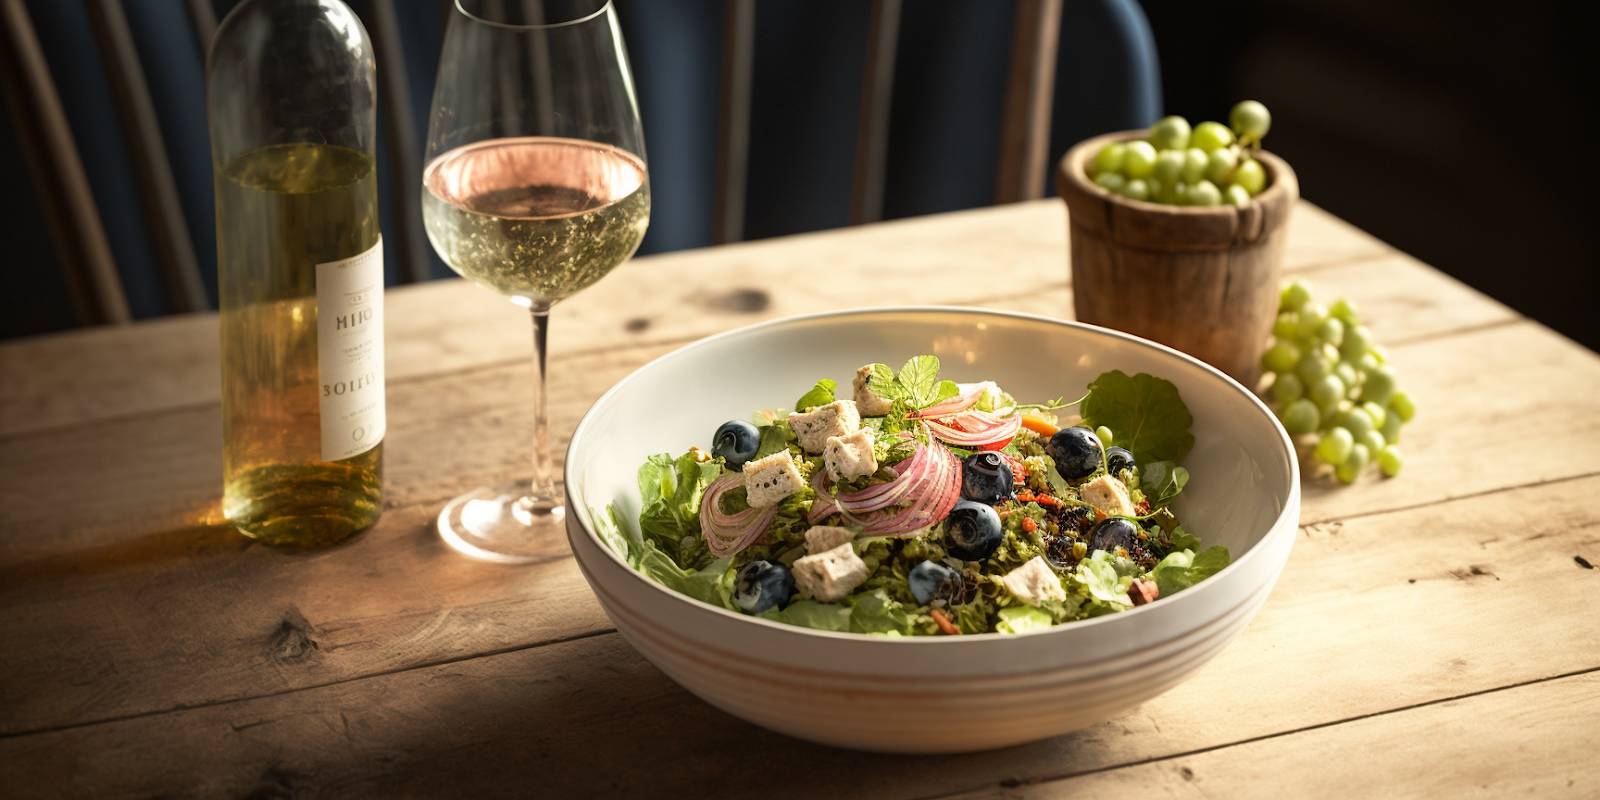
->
[565,307,1298,753]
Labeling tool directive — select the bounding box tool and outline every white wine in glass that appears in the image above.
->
[423,0,649,563]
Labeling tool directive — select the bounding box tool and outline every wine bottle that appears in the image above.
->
[208,0,384,547]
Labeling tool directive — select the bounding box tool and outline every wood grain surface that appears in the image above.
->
[2,198,1596,799]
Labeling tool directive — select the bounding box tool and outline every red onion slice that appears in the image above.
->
[701,474,780,558]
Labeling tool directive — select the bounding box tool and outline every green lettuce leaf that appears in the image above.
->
[1081,370,1195,466]
[759,600,853,632]
[1151,545,1231,597]
[593,504,632,562]
[847,588,916,635]
[637,546,737,610]
[1140,460,1190,507]
[1076,550,1133,611]
[996,605,1054,634]
[637,452,722,560]
[794,379,837,412]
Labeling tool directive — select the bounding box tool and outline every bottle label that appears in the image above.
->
[317,238,385,462]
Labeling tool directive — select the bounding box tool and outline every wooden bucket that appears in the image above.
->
[1056,131,1299,388]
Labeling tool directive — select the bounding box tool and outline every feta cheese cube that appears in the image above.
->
[852,364,894,416]
[804,525,856,555]
[1002,556,1067,606]
[1081,474,1136,517]
[823,427,878,482]
[788,400,861,454]
[742,450,803,508]
[791,543,870,602]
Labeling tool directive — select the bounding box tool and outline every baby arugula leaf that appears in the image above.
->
[1081,370,1195,466]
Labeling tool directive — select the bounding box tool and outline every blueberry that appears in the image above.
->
[1105,446,1135,475]
[945,500,1004,562]
[960,452,1014,504]
[712,419,761,470]
[1047,427,1104,481]
[908,560,965,606]
[733,560,795,614]
[1088,518,1139,555]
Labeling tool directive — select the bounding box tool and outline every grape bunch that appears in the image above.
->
[1085,100,1273,207]
[1262,280,1413,482]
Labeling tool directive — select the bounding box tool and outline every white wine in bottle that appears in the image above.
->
[208,0,384,547]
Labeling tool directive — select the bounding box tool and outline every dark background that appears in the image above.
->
[4,0,1595,353]
[1142,0,1596,352]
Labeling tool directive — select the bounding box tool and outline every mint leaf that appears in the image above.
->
[898,355,941,407]
[795,379,837,411]
[1081,371,1195,465]
[866,363,907,401]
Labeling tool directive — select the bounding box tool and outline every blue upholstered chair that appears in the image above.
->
[1,0,1159,337]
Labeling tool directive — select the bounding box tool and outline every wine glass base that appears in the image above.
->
[437,482,569,564]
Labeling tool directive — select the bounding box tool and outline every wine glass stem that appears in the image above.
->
[529,303,555,502]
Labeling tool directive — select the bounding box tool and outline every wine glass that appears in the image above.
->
[423,0,649,563]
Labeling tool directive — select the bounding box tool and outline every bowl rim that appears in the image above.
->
[565,305,1300,645]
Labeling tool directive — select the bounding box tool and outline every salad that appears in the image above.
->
[594,356,1231,636]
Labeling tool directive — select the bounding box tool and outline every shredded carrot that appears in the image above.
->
[1016,489,1035,502]
[1031,494,1061,507]
[1021,416,1060,437]
[930,608,961,635]
[1022,517,1037,532]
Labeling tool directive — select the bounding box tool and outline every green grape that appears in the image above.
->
[1281,279,1314,311]
[1170,181,1191,205]
[1094,171,1127,192]
[1333,360,1359,391]
[1273,311,1299,340]
[1229,100,1271,143]
[1272,372,1305,404]
[1233,158,1266,195]
[1181,148,1208,183]
[1294,303,1328,339]
[1316,427,1354,465]
[1205,145,1239,183]
[1339,405,1375,439]
[1263,340,1300,373]
[1152,149,1185,184]
[1377,445,1403,477]
[1188,179,1222,206]
[1360,365,1396,406]
[1296,350,1335,385]
[1095,426,1114,446]
[1340,324,1373,360]
[1117,179,1151,201]
[1336,443,1371,483]
[1281,398,1320,436]
[1309,374,1345,411]
[1317,316,1345,347]
[1380,407,1402,444]
[1361,401,1387,431]
[1388,390,1416,422]
[1225,184,1251,207]
[1191,121,1235,152]
[1090,142,1126,176]
[1330,298,1360,325]
[1146,177,1166,202]
[1150,115,1191,151]
[1371,344,1390,364]
[1123,141,1158,178]
[1354,352,1379,373]
[1360,429,1387,458]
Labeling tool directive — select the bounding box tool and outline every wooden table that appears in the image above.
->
[2,199,1596,798]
